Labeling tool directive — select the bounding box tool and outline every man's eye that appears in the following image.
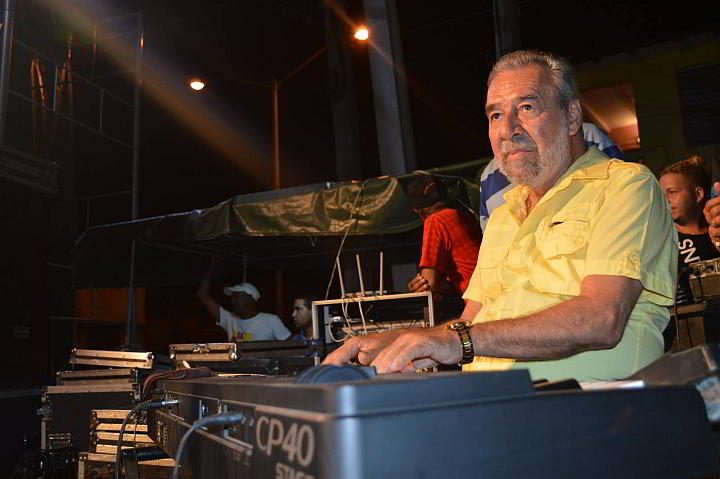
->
[520,104,533,111]
[489,112,501,121]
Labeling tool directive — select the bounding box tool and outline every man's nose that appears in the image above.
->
[498,111,521,140]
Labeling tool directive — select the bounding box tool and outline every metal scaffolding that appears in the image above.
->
[0,1,143,201]
[0,1,144,347]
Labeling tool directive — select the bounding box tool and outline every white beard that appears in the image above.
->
[497,122,570,189]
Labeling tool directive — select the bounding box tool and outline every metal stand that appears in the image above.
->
[310,291,434,365]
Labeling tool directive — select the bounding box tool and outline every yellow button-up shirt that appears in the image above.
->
[463,147,677,381]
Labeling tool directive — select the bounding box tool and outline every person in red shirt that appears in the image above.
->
[405,175,482,317]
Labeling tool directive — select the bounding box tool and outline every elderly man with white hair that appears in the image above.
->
[325,50,676,382]
[197,259,291,341]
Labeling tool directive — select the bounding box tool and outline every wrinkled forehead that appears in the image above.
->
[486,64,555,108]
[293,298,309,309]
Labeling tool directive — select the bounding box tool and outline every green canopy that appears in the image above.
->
[74,159,487,288]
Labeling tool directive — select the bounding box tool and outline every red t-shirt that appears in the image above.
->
[419,208,482,294]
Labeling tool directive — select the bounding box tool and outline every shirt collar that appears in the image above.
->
[504,147,611,224]
[558,146,611,181]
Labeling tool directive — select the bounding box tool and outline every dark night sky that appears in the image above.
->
[67,0,718,219]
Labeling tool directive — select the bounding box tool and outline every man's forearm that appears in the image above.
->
[196,262,221,321]
[469,277,641,361]
[196,276,211,299]
[197,264,215,298]
[419,268,459,296]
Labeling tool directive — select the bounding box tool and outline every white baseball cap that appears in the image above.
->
[223,282,261,301]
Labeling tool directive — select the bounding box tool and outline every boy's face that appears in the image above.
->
[292,299,312,328]
[660,173,703,225]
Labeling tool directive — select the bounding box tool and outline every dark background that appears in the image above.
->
[0,0,716,473]
[105,0,719,216]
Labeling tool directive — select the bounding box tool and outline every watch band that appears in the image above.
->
[448,321,475,365]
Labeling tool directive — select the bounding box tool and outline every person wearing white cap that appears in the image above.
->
[197,259,292,342]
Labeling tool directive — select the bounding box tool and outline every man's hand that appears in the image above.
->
[408,273,430,292]
[323,327,462,373]
[704,182,720,249]
[408,269,458,298]
[370,327,461,373]
[323,330,402,367]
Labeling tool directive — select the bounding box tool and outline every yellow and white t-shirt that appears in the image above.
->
[218,307,291,342]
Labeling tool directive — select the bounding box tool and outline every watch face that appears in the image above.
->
[451,322,467,330]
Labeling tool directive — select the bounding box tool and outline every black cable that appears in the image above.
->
[172,412,246,479]
[114,399,179,479]
[673,273,682,351]
[673,266,694,350]
[114,402,147,479]
[685,312,695,348]
[131,412,140,471]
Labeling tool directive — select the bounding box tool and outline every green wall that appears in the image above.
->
[575,34,719,176]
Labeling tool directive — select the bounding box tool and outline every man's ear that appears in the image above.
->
[567,99,583,136]
[696,186,706,204]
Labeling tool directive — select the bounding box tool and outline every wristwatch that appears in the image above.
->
[448,321,475,365]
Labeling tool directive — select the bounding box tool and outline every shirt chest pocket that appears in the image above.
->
[476,243,511,300]
[536,212,590,259]
[478,243,511,268]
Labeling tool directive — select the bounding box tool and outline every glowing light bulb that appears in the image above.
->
[354,27,369,41]
[189,79,206,91]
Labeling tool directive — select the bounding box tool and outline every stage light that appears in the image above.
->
[189,79,206,91]
[353,26,369,41]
